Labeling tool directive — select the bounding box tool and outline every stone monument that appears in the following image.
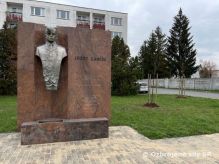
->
[17,22,111,145]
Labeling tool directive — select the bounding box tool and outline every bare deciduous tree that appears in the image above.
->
[199,60,217,78]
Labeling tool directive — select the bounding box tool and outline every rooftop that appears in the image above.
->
[26,0,128,14]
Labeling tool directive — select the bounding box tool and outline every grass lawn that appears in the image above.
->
[111,95,219,139]
[0,95,219,139]
[184,89,219,94]
[197,90,219,94]
[0,96,17,132]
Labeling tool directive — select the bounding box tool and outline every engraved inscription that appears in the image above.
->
[74,56,106,61]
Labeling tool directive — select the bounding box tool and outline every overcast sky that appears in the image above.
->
[44,0,219,68]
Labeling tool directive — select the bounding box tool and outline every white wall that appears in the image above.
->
[0,1,7,28]
[138,78,219,90]
[106,12,128,42]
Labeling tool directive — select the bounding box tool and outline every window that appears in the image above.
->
[12,8,17,12]
[31,7,45,16]
[57,10,69,20]
[93,17,104,23]
[111,17,122,26]
[77,15,89,21]
[112,32,122,39]
[8,23,17,29]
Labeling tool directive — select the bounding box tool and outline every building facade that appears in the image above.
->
[0,0,128,42]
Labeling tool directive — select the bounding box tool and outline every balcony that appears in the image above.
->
[76,20,90,28]
[6,11,22,22]
[93,14,105,30]
[93,21,105,30]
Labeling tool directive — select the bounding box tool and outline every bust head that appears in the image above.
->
[45,27,56,43]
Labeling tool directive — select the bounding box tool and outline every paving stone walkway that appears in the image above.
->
[0,126,218,164]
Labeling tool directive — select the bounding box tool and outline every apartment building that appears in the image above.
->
[0,0,128,42]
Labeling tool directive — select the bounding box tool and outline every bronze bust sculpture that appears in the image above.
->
[36,27,67,90]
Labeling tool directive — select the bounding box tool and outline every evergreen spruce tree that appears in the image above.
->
[0,22,17,95]
[153,27,169,78]
[139,32,156,78]
[139,26,168,78]
[111,36,138,96]
[167,8,199,78]
[139,40,149,78]
[129,56,143,80]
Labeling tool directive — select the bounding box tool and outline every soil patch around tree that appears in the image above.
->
[144,103,159,108]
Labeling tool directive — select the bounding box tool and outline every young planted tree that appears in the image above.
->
[166,8,199,97]
[0,22,17,95]
[139,27,167,107]
[111,36,138,96]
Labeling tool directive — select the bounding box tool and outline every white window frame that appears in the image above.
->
[12,8,17,13]
[112,31,122,39]
[111,17,122,26]
[93,17,104,23]
[31,7,45,17]
[57,10,70,20]
[77,15,89,21]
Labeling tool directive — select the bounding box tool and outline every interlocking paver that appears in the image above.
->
[0,126,218,164]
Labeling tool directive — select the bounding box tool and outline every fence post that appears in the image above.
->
[211,78,213,90]
[194,78,195,90]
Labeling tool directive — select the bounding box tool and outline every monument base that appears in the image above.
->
[21,118,108,145]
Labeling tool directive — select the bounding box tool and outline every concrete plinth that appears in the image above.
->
[21,118,108,145]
